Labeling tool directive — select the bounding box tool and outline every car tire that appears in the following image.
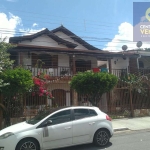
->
[93,129,110,147]
[16,138,40,150]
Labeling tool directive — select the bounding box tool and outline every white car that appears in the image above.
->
[0,106,113,150]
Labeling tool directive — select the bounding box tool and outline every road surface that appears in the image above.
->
[57,129,150,150]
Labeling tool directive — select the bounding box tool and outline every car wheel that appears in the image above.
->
[16,138,40,150]
[93,129,110,147]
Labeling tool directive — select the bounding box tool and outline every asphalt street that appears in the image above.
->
[57,129,150,150]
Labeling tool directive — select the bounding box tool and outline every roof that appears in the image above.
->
[52,25,99,50]
[8,44,139,59]
[9,28,78,49]
[9,26,100,50]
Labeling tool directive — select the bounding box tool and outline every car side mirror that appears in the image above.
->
[37,120,53,129]
[43,120,52,127]
[47,120,52,125]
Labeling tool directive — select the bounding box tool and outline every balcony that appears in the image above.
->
[25,65,149,79]
[23,65,92,77]
[111,69,128,78]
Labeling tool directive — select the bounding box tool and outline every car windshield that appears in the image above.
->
[26,108,58,125]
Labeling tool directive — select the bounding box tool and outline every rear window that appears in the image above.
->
[74,108,97,120]
[89,109,97,116]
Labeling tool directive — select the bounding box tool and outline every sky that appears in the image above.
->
[1,0,150,51]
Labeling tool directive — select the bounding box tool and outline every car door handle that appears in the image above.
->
[65,127,71,130]
[89,122,95,125]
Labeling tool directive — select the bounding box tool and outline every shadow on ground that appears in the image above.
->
[56,142,112,150]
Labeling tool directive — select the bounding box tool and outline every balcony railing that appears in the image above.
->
[112,69,128,77]
[23,65,92,77]
[24,65,72,76]
[25,65,150,78]
[138,68,150,76]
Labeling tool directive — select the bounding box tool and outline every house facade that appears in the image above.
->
[9,26,106,110]
[8,26,139,114]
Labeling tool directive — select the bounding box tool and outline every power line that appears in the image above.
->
[0,7,122,27]
[0,28,134,42]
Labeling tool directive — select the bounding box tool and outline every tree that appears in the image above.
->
[0,40,14,88]
[70,71,118,106]
[0,67,34,95]
[0,40,16,127]
[0,67,34,127]
[120,73,149,117]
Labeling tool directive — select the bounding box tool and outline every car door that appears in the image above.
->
[41,109,73,149]
[72,108,98,144]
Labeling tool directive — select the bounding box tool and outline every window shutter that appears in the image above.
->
[32,53,38,67]
[52,55,58,68]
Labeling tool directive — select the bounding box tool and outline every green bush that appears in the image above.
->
[70,71,118,106]
[0,67,33,95]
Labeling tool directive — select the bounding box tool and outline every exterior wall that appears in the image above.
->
[54,31,88,50]
[111,57,129,70]
[22,52,32,66]
[20,34,67,48]
[58,54,69,67]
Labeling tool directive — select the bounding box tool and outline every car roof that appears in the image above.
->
[46,106,99,113]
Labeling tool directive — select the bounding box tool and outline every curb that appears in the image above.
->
[114,127,130,132]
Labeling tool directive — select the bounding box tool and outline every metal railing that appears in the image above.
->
[112,69,128,77]
[23,65,92,77]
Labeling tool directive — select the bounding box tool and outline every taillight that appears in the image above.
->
[106,115,111,121]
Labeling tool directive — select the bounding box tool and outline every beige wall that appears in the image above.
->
[20,34,67,48]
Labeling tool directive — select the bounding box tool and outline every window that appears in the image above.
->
[74,109,89,120]
[74,109,97,120]
[48,110,71,125]
[38,54,52,68]
[139,61,144,68]
[89,109,97,116]
[31,53,58,68]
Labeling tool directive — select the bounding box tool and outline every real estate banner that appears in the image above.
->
[133,2,150,42]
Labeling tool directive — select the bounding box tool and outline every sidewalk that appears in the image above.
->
[112,116,150,131]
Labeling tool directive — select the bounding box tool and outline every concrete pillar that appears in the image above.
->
[72,90,78,106]
[99,93,108,112]
[66,91,71,106]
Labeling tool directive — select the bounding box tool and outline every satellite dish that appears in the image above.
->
[122,45,128,51]
[136,41,142,48]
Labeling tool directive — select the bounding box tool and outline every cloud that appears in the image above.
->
[103,22,150,52]
[0,12,21,42]
[32,23,38,27]
[19,28,45,36]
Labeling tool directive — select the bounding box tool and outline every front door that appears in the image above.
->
[42,109,72,149]
[52,89,66,107]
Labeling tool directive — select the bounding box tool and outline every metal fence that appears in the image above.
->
[1,69,150,128]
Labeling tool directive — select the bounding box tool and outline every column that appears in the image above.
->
[72,90,78,106]
[66,91,71,106]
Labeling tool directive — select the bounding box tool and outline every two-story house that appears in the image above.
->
[9,26,106,110]
[8,25,139,114]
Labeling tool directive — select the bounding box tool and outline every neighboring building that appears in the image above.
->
[127,49,150,75]
[8,25,139,114]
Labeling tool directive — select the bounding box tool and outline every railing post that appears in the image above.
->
[108,59,112,74]
[129,84,134,117]
[73,55,76,75]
